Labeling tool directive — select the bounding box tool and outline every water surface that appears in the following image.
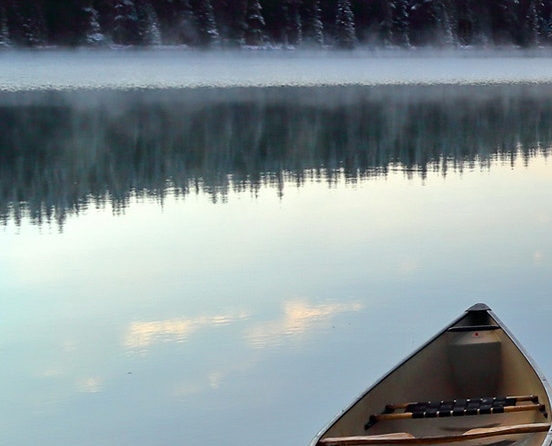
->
[1,52,552,446]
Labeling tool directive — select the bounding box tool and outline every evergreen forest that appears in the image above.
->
[0,0,550,49]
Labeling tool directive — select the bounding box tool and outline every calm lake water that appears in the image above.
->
[1,50,552,446]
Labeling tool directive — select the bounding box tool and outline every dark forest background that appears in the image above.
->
[0,0,550,49]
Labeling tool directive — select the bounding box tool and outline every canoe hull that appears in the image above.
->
[310,304,552,446]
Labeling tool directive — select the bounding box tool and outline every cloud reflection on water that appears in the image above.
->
[245,300,363,349]
[124,312,250,350]
[124,300,363,352]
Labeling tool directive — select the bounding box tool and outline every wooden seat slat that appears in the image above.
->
[319,422,551,446]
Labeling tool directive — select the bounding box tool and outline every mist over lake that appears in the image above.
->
[1,51,552,446]
[4,49,552,92]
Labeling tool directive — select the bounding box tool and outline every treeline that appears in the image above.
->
[0,0,550,49]
[1,84,552,227]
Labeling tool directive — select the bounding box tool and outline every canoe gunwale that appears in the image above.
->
[319,421,552,445]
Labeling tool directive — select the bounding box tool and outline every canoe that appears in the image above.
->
[309,303,552,446]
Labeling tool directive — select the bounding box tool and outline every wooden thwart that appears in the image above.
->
[385,395,539,412]
[372,403,545,423]
[319,422,551,446]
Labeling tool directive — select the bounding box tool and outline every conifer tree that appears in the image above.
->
[302,0,323,46]
[4,0,21,45]
[112,0,141,44]
[213,0,247,46]
[0,5,10,46]
[492,0,517,44]
[459,0,490,45]
[392,0,410,46]
[436,2,455,46]
[136,0,161,45]
[283,0,302,47]
[245,0,265,45]
[16,0,47,46]
[335,0,356,49]
[378,0,394,46]
[520,0,540,46]
[543,9,552,43]
[193,0,220,47]
[175,0,199,45]
[81,3,105,45]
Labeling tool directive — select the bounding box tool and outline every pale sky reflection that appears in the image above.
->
[171,358,258,400]
[76,376,103,393]
[533,250,545,266]
[245,300,363,349]
[124,312,250,350]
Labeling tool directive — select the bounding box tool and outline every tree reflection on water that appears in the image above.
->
[1,84,551,228]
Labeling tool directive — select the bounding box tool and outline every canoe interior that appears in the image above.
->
[316,307,551,446]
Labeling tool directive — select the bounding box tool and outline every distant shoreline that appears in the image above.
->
[3,44,552,57]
